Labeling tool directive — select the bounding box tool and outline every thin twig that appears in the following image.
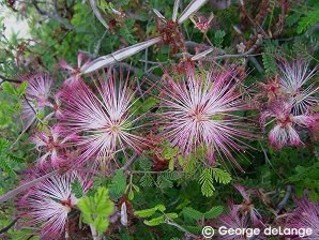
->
[0,170,58,204]
[93,31,108,58]
[276,185,293,214]
[88,0,109,30]
[120,153,138,172]
[165,219,197,238]
[32,0,73,30]
[0,74,21,85]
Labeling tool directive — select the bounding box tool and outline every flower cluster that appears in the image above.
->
[15,65,147,238]
[4,1,319,239]
[258,59,319,149]
[14,53,319,239]
[12,59,253,238]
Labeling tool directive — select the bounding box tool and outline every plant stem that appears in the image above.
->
[90,224,102,240]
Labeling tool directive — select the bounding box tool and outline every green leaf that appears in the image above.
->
[198,168,215,197]
[132,183,140,193]
[135,204,166,218]
[128,188,134,200]
[162,145,178,160]
[77,187,114,235]
[2,82,16,95]
[143,212,178,226]
[0,138,16,176]
[71,179,84,198]
[140,173,153,187]
[139,157,152,171]
[165,213,178,219]
[140,97,158,113]
[212,168,232,184]
[261,40,278,76]
[204,206,224,219]
[297,9,319,34]
[157,174,173,189]
[144,215,165,226]
[94,216,110,233]
[16,82,28,96]
[109,170,127,199]
[213,30,226,47]
[182,207,203,221]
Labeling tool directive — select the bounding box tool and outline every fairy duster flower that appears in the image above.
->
[17,170,91,239]
[233,184,262,226]
[59,53,91,85]
[215,202,266,240]
[277,59,318,114]
[261,101,314,149]
[60,70,146,168]
[31,125,78,168]
[21,73,53,129]
[159,65,251,169]
[283,196,319,239]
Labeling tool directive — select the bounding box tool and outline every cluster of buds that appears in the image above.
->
[258,59,319,149]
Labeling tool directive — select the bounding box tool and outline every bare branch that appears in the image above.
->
[88,0,109,30]
[0,170,58,204]
[276,185,293,214]
[31,0,73,30]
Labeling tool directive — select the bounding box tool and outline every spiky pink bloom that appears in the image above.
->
[233,184,262,226]
[278,59,318,114]
[283,196,319,239]
[17,170,91,239]
[22,73,53,129]
[59,53,91,85]
[159,66,251,169]
[191,14,214,33]
[261,101,314,149]
[60,70,146,167]
[215,203,266,240]
[31,125,78,168]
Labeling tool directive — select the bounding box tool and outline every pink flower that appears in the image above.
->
[17,170,91,239]
[52,91,63,118]
[261,101,314,149]
[59,53,91,85]
[258,76,281,102]
[191,14,214,33]
[159,65,251,169]
[215,202,266,240]
[278,59,318,114]
[31,125,78,168]
[233,184,262,226]
[283,196,319,239]
[60,70,147,168]
[21,73,53,129]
